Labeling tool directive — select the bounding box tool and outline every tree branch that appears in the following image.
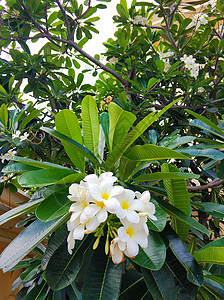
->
[187,178,224,192]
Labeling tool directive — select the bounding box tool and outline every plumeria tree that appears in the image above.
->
[0,0,224,299]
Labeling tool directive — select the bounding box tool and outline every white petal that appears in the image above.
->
[110,186,124,197]
[84,174,99,185]
[104,197,120,211]
[84,204,100,218]
[67,231,75,254]
[116,207,127,220]
[118,227,129,242]
[96,209,108,223]
[131,200,144,211]
[126,210,140,224]
[73,225,84,240]
[125,240,139,257]
[111,247,124,264]
[86,217,99,232]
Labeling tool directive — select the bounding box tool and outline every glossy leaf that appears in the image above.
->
[161,163,190,241]
[46,235,94,290]
[18,169,83,187]
[105,99,180,170]
[108,102,136,150]
[163,225,204,287]
[0,103,8,127]
[2,162,40,173]
[194,238,224,265]
[142,263,177,300]
[41,127,100,166]
[0,214,68,272]
[0,198,43,225]
[55,109,85,172]
[36,187,71,222]
[133,171,199,183]
[82,95,99,156]
[155,197,209,235]
[119,156,136,181]
[177,148,224,160]
[82,241,123,300]
[131,230,166,270]
[24,281,48,300]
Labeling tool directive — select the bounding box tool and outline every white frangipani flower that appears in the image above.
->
[115,189,144,223]
[12,130,21,139]
[20,132,29,141]
[110,237,125,264]
[84,172,117,187]
[117,218,148,257]
[89,181,123,212]
[135,191,157,221]
[108,57,118,64]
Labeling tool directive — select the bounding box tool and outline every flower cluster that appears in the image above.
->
[188,13,209,30]
[108,57,118,65]
[0,149,17,163]
[180,54,200,78]
[12,130,29,141]
[67,172,156,264]
[209,0,217,12]
[159,51,175,72]
[132,15,148,26]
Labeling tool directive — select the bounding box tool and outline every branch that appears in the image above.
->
[187,178,224,192]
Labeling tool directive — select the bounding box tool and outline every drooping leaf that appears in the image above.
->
[46,235,94,290]
[55,109,85,172]
[161,163,190,241]
[108,102,136,150]
[0,215,69,272]
[36,187,71,222]
[194,238,224,265]
[18,169,84,187]
[131,230,166,270]
[142,263,177,300]
[82,241,123,300]
[0,198,43,225]
[2,162,40,173]
[82,95,99,156]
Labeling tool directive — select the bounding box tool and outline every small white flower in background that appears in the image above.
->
[12,130,21,139]
[67,173,156,262]
[132,15,147,26]
[158,51,174,72]
[20,132,29,141]
[198,87,205,93]
[108,57,118,64]
[164,59,171,72]
[180,54,201,78]
[0,149,17,164]
[188,13,209,30]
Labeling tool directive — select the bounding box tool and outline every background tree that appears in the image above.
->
[0,0,224,299]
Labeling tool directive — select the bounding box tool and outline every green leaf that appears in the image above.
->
[155,60,165,74]
[186,110,224,137]
[18,169,84,187]
[155,197,209,235]
[0,214,68,272]
[161,163,190,241]
[147,198,167,232]
[108,102,136,150]
[55,109,85,172]
[19,109,43,129]
[0,84,7,95]
[119,270,150,300]
[46,235,94,290]
[146,78,160,91]
[119,156,136,181]
[3,155,72,170]
[177,148,224,161]
[133,171,199,183]
[216,160,224,180]
[105,99,180,170]
[24,281,48,300]
[142,264,177,300]
[116,3,128,19]
[82,95,99,156]
[66,282,82,300]
[41,127,100,166]
[163,225,204,287]
[82,241,123,300]
[125,144,189,162]
[0,198,43,226]
[36,188,71,222]
[131,230,166,270]
[2,162,40,173]
[100,112,110,150]
[194,238,224,265]
[0,104,8,127]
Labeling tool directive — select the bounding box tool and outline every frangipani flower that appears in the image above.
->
[110,237,125,264]
[84,172,117,187]
[117,218,148,257]
[108,57,118,64]
[89,181,123,212]
[115,189,144,223]
[12,130,21,139]
[135,191,157,221]
[20,132,29,141]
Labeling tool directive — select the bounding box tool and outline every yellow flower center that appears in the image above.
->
[82,201,88,209]
[126,226,134,238]
[101,193,109,200]
[97,201,105,209]
[9,153,13,156]
[121,202,129,210]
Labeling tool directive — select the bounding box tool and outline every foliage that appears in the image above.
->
[0,0,224,299]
